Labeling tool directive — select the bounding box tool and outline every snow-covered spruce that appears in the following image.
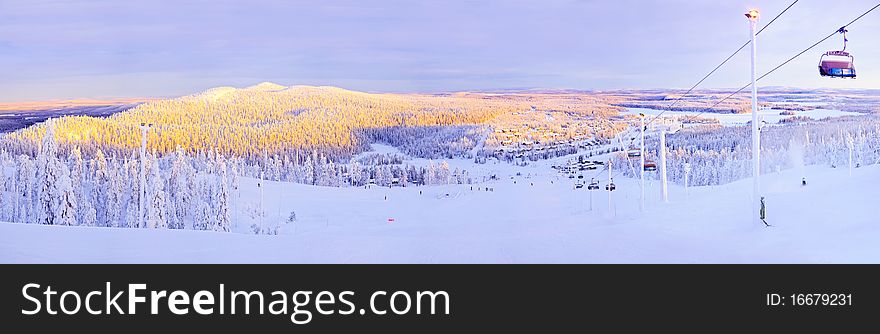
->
[0,122,466,230]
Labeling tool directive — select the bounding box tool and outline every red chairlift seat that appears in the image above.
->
[819,51,856,78]
[819,27,857,79]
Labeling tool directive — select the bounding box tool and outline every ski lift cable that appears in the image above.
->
[646,0,801,126]
[649,2,880,127]
[756,2,880,83]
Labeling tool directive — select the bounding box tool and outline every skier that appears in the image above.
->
[760,197,770,227]
[801,177,807,186]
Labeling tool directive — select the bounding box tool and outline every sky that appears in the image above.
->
[1,0,878,101]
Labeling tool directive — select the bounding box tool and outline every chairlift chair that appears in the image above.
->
[644,161,657,172]
[627,149,641,158]
[819,27,857,79]
[819,51,856,78]
[587,178,600,190]
[605,179,617,191]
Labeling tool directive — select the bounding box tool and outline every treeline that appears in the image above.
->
[0,121,469,230]
[612,116,880,186]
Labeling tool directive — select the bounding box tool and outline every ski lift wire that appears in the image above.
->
[647,0,801,126]
[649,2,880,126]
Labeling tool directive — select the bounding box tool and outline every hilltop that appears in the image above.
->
[2,84,528,159]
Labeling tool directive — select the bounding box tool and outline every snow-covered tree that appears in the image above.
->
[349,161,362,186]
[426,161,437,185]
[16,155,36,224]
[399,167,409,187]
[438,161,451,184]
[54,163,78,226]
[169,147,193,229]
[92,149,110,225]
[105,161,126,227]
[80,199,98,227]
[0,164,8,221]
[146,155,168,229]
[68,146,87,225]
[213,158,231,232]
[302,155,315,185]
[35,120,62,225]
[195,199,213,231]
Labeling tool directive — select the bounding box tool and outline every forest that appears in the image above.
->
[612,116,880,186]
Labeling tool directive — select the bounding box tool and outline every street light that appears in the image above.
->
[746,9,762,227]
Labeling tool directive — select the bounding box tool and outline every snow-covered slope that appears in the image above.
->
[2,159,876,264]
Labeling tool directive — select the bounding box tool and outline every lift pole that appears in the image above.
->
[589,180,593,212]
[639,114,645,211]
[608,159,614,215]
[747,9,761,226]
[660,130,668,203]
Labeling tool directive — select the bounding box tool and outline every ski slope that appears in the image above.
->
[1,157,877,263]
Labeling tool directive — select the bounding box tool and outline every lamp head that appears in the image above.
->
[745,9,760,21]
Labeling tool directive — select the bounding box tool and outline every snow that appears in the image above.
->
[2,154,877,264]
[623,107,862,126]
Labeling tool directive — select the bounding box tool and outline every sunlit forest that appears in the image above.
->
[1,83,531,161]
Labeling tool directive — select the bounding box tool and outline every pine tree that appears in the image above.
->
[303,155,315,185]
[426,161,437,185]
[69,146,86,224]
[54,162,78,226]
[93,149,110,226]
[196,199,212,231]
[16,155,36,224]
[105,161,125,227]
[438,161,451,184]
[80,198,98,227]
[349,161,361,186]
[374,166,385,186]
[315,154,328,186]
[169,147,192,229]
[0,164,7,221]
[124,198,139,228]
[214,158,231,232]
[399,167,408,187]
[36,120,61,225]
[146,155,168,229]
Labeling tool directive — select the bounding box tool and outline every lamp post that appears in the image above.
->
[608,159,614,215]
[746,9,762,226]
[639,113,645,212]
[660,130,668,203]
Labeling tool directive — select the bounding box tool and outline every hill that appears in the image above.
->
[2,84,526,159]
